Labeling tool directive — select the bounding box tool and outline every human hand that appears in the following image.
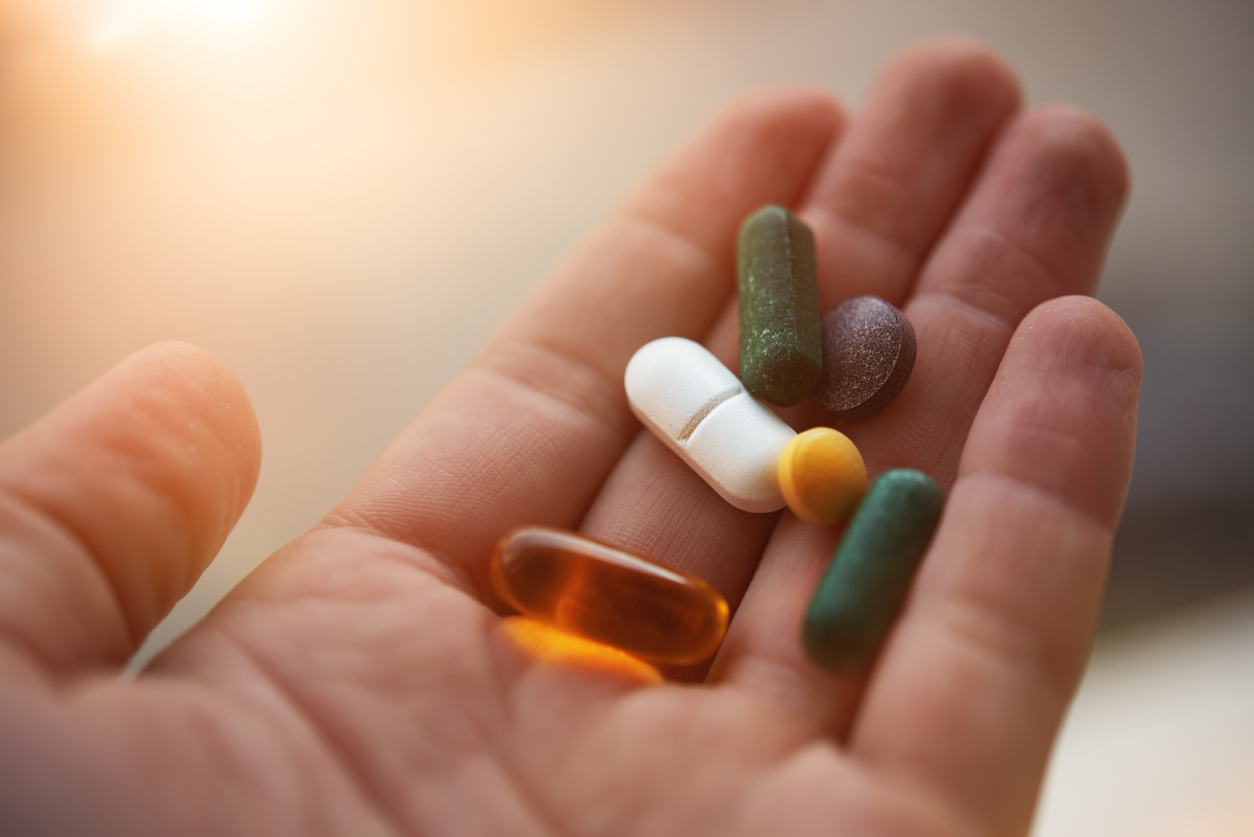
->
[0,36,1140,837]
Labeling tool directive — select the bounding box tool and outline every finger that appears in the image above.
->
[0,343,260,678]
[579,37,1020,622]
[802,34,1021,310]
[705,514,863,732]
[712,107,1129,721]
[852,298,1141,836]
[325,87,843,596]
[823,105,1130,485]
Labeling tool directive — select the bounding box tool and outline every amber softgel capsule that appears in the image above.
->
[490,527,730,666]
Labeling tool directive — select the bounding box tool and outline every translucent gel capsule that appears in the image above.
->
[490,527,729,666]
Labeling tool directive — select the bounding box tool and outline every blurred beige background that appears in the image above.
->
[2,1,1252,835]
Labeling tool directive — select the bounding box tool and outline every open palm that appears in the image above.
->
[0,37,1140,837]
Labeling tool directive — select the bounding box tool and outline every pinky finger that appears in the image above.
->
[851,296,1142,836]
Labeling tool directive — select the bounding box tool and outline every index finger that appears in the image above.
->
[324,88,844,595]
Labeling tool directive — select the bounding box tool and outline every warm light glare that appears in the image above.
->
[501,618,664,686]
[89,0,262,50]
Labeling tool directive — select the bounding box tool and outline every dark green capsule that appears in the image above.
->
[803,469,944,672]
[737,205,821,407]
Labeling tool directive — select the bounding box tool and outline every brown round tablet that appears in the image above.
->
[813,296,916,420]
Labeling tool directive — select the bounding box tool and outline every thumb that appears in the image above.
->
[0,342,261,680]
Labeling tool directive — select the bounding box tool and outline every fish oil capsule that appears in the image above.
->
[777,427,867,526]
[737,205,822,407]
[803,469,943,671]
[490,527,729,665]
[814,295,917,419]
[625,336,797,513]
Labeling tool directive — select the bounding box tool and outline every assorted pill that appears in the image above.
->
[802,469,944,672]
[625,336,796,513]
[498,210,934,675]
[490,526,730,666]
[777,427,868,526]
[813,295,916,420]
[737,205,823,407]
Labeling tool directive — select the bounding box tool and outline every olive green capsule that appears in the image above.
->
[737,205,821,406]
[803,469,944,672]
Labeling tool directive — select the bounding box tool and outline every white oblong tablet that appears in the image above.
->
[624,337,796,513]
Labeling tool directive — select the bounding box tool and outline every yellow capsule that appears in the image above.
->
[777,427,868,526]
[489,527,729,666]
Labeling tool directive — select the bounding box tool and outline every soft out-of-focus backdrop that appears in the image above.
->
[2,1,1251,834]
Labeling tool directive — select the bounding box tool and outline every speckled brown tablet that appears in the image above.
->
[814,296,916,420]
